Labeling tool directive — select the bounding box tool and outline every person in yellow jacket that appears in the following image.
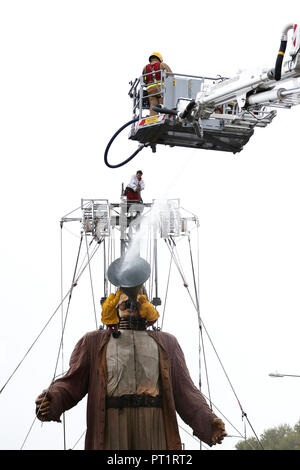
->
[101,289,159,327]
[143,52,173,116]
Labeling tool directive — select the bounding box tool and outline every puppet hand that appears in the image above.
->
[35,391,53,422]
[211,418,227,445]
[101,290,121,324]
[105,290,121,308]
[138,295,159,322]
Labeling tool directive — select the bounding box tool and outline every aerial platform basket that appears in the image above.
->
[105,24,300,169]
[128,71,258,154]
[104,70,277,168]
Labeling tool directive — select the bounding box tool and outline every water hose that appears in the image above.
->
[104,117,147,169]
[274,24,294,81]
[179,99,196,119]
[152,105,177,115]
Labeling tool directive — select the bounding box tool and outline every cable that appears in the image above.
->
[178,425,210,450]
[71,429,86,449]
[104,118,149,169]
[0,290,70,395]
[188,235,212,409]
[0,239,102,397]
[164,238,188,287]
[20,235,84,450]
[160,246,174,330]
[60,224,66,450]
[22,239,102,451]
[52,234,84,385]
[84,232,98,329]
[165,236,264,450]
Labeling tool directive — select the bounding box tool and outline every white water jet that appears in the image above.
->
[119,198,181,276]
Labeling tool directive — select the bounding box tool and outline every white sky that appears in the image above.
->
[1,0,300,451]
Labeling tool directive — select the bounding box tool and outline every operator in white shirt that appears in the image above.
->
[125,170,145,202]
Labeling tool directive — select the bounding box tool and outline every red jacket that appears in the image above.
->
[144,62,161,83]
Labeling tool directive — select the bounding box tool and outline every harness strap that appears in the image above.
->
[106,394,162,409]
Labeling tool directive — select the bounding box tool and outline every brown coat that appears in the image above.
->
[45,329,218,450]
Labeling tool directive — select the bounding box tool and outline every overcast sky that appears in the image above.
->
[1,0,300,451]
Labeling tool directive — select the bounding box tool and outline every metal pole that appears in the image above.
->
[154,238,158,299]
[269,372,300,378]
[60,223,66,450]
[103,238,107,298]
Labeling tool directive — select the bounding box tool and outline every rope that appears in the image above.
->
[200,391,246,442]
[187,235,212,408]
[164,239,188,287]
[51,234,83,384]
[20,234,84,450]
[0,235,102,448]
[60,224,66,450]
[71,429,86,449]
[164,236,264,450]
[0,288,72,395]
[179,425,210,450]
[84,232,98,329]
[160,246,174,330]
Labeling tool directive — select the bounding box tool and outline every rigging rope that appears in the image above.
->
[52,234,84,384]
[164,239,188,287]
[188,235,213,409]
[60,224,66,450]
[160,246,174,331]
[84,232,98,329]
[200,390,248,443]
[0,289,70,395]
[20,234,84,450]
[71,429,86,449]
[164,236,264,450]
[1,237,102,449]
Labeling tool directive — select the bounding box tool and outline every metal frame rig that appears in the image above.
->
[60,197,200,311]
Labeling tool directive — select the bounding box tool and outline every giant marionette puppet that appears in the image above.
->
[36,256,226,450]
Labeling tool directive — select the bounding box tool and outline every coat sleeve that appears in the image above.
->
[45,334,90,422]
[161,62,173,75]
[170,337,218,446]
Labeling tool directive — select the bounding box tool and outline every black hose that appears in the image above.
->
[152,105,178,115]
[179,99,196,119]
[104,117,146,169]
[274,40,287,81]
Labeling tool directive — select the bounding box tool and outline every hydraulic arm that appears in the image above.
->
[105,24,300,168]
[178,24,300,123]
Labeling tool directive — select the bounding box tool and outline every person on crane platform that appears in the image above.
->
[143,53,172,116]
[125,170,144,202]
[35,287,227,450]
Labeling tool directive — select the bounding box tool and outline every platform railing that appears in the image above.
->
[129,71,227,120]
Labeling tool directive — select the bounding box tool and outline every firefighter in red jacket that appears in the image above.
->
[143,52,172,116]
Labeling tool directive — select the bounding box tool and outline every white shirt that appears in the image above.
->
[127,175,145,192]
[106,330,160,397]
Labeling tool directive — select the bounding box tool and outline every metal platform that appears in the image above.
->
[128,71,276,154]
[129,113,255,153]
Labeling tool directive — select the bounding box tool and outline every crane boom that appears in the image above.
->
[104,24,300,168]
